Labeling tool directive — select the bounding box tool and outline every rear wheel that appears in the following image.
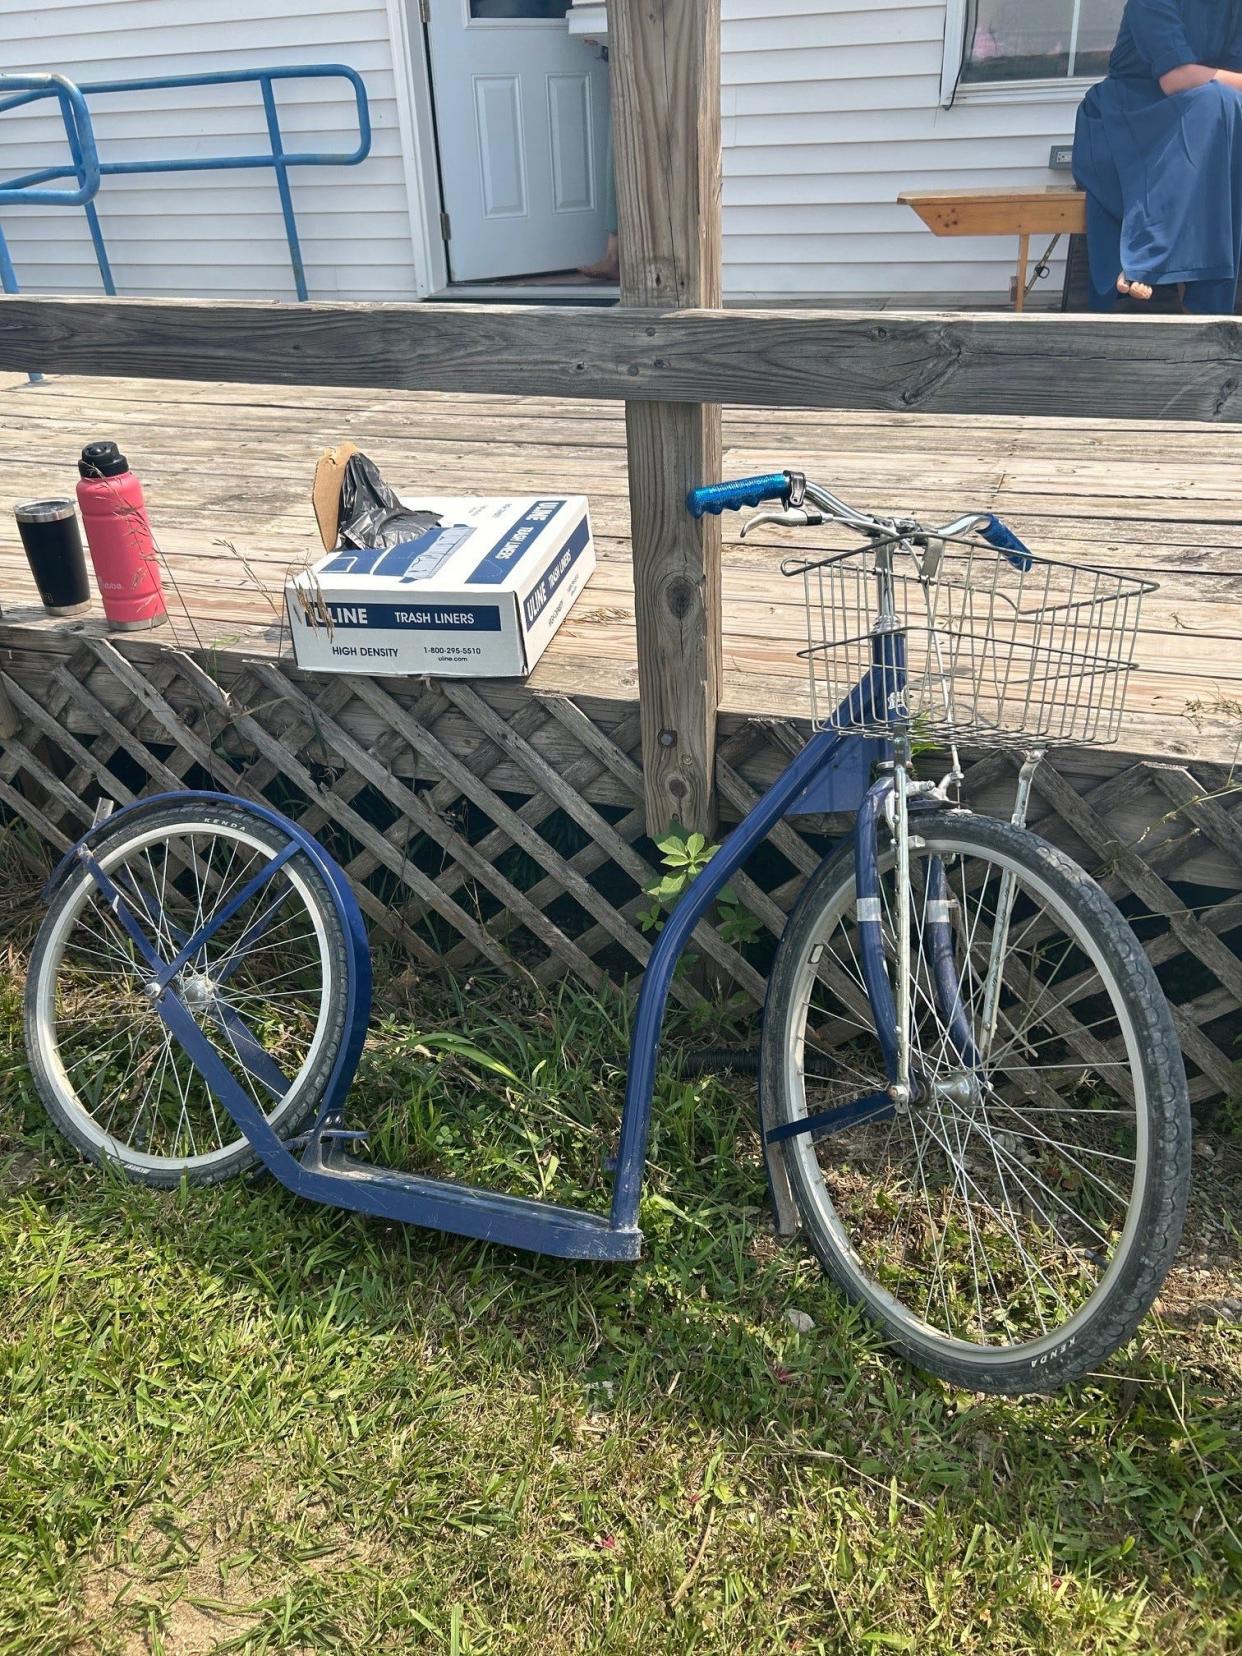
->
[25,803,350,1187]
[761,812,1191,1393]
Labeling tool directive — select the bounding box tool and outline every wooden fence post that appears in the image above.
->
[607,0,723,836]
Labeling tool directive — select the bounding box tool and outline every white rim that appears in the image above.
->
[34,819,334,1173]
[782,829,1150,1369]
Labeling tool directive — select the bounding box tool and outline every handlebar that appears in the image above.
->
[686,473,790,517]
[685,472,1036,571]
[975,513,1034,572]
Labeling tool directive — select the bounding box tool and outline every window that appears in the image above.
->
[959,0,1126,85]
[469,1,569,16]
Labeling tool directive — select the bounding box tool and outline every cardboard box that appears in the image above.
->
[285,493,595,678]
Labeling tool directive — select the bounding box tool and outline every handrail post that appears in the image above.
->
[260,75,309,302]
[0,224,42,383]
[62,101,115,295]
[82,202,116,297]
[608,0,723,837]
[0,224,19,295]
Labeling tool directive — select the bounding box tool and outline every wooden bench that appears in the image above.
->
[899,187,1088,311]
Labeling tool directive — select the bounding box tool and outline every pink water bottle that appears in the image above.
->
[76,440,167,630]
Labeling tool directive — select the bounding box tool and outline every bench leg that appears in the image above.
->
[1014,233,1030,311]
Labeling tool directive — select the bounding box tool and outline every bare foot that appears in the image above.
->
[1117,273,1154,301]
[578,232,620,281]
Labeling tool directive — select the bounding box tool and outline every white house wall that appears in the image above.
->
[0,0,1085,302]
[0,0,420,300]
[721,0,1083,299]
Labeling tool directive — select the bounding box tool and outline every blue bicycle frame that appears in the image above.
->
[45,661,900,1264]
[45,473,983,1263]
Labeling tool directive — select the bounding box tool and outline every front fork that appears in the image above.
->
[853,746,919,1103]
[975,747,1044,1060]
[855,745,1045,1094]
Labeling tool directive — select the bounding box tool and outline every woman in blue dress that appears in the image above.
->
[1074,0,1242,312]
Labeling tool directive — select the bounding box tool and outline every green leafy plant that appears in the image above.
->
[637,828,714,931]
[637,825,761,950]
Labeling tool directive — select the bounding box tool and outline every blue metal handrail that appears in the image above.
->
[0,75,101,207]
[0,65,372,302]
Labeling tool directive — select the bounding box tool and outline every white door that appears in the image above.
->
[424,0,611,282]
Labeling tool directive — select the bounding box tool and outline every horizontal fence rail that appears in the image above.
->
[0,297,1240,421]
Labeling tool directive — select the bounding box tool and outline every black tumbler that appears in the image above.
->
[14,499,91,616]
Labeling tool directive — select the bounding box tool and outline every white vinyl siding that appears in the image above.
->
[721,0,1086,299]
[0,0,419,300]
[2,0,1091,303]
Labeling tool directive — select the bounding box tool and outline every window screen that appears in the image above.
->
[960,0,1126,83]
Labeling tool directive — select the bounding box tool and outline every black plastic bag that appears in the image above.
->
[337,452,442,551]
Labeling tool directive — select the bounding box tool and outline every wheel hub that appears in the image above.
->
[178,971,216,1008]
[931,1071,981,1109]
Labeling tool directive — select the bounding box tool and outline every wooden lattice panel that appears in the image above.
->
[1,639,1239,1108]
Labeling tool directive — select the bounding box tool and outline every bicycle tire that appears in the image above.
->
[25,801,351,1188]
[761,811,1191,1394]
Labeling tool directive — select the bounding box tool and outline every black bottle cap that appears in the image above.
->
[79,440,129,479]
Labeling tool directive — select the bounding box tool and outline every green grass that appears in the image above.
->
[0,955,1238,1655]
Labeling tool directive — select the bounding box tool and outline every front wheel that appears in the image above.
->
[24,801,352,1187]
[761,811,1191,1394]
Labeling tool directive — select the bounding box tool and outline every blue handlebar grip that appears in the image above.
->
[978,514,1034,573]
[686,472,790,518]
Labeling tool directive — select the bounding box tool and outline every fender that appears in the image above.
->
[44,789,373,1141]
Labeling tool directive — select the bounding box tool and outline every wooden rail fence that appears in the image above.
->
[0,0,1240,1113]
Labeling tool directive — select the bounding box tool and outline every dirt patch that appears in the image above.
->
[70,1471,389,1656]
[1155,1130,1242,1329]
[74,1495,266,1656]
[0,1150,45,1197]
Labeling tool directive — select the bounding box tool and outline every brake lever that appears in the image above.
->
[739,507,823,540]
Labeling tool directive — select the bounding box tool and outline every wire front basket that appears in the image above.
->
[788,536,1155,748]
